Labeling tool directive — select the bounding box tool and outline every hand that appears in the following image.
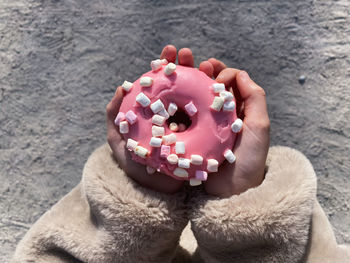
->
[199,59,270,198]
[106,45,195,194]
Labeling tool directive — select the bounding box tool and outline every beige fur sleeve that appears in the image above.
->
[12,144,188,263]
[189,146,317,263]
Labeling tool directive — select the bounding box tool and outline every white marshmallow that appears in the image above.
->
[173,167,188,178]
[146,166,156,174]
[149,137,162,147]
[169,122,179,132]
[167,102,178,116]
[178,158,190,168]
[210,96,225,111]
[189,179,202,186]
[212,83,225,93]
[136,92,151,107]
[162,133,177,145]
[164,62,176,75]
[220,91,234,101]
[223,100,235,112]
[207,159,219,172]
[150,99,165,114]
[191,155,203,165]
[161,59,168,65]
[152,126,165,137]
[158,108,170,119]
[152,114,166,126]
[134,146,148,158]
[122,80,133,92]
[150,59,162,71]
[119,121,129,134]
[175,141,185,154]
[126,138,138,151]
[231,118,243,133]
[167,154,179,164]
[140,76,153,87]
[224,149,236,163]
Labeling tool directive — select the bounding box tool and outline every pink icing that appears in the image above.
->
[119,65,237,180]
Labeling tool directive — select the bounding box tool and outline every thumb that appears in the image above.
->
[236,71,269,126]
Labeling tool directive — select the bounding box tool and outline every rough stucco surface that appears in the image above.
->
[0,0,349,260]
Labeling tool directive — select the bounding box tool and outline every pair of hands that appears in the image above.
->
[106,45,270,198]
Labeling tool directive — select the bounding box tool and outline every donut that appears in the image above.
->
[115,59,242,186]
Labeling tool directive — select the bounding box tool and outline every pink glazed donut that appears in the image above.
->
[115,60,242,186]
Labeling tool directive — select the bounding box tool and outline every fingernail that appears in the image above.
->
[240,71,249,81]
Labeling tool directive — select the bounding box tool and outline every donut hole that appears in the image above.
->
[167,109,192,132]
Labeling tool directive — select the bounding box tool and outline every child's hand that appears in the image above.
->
[106,45,194,194]
[200,59,270,197]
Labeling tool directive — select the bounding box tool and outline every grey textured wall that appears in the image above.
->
[1,0,349,260]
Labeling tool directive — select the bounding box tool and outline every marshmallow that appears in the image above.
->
[168,102,178,116]
[224,149,236,163]
[173,167,188,178]
[169,122,179,132]
[189,178,202,186]
[126,138,138,151]
[195,170,208,181]
[191,155,203,165]
[125,110,137,124]
[210,96,225,111]
[119,121,129,134]
[158,108,170,119]
[152,114,166,126]
[140,76,153,87]
[167,154,178,164]
[231,118,243,133]
[149,137,162,147]
[150,99,165,114]
[114,112,125,126]
[136,92,151,107]
[223,100,235,112]
[161,59,168,65]
[220,91,234,101]
[164,62,176,75]
[122,80,133,92]
[160,145,170,158]
[212,83,225,93]
[152,126,165,137]
[146,166,156,174]
[178,158,190,168]
[184,101,197,116]
[162,133,177,145]
[150,59,162,71]
[207,159,219,172]
[134,146,148,158]
[175,141,185,154]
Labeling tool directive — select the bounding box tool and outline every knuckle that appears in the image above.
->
[255,86,266,97]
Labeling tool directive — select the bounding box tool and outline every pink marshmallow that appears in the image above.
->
[160,145,170,158]
[114,112,125,126]
[195,170,208,181]
[125,110,137,125]
[184,101,197,116]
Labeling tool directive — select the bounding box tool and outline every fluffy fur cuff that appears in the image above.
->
[189,146,317,263]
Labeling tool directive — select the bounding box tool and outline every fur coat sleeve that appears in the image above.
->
[11,144,350,263]
[186,146,350,263]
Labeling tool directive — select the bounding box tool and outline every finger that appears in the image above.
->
[215,68,243,118]
[236,71,269,124]
[106,86,124,144]
[160,45,177,63]
[208,58,227,78]
[199,61,214,77]
[106,86,123,120]
[178,48,194,67]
